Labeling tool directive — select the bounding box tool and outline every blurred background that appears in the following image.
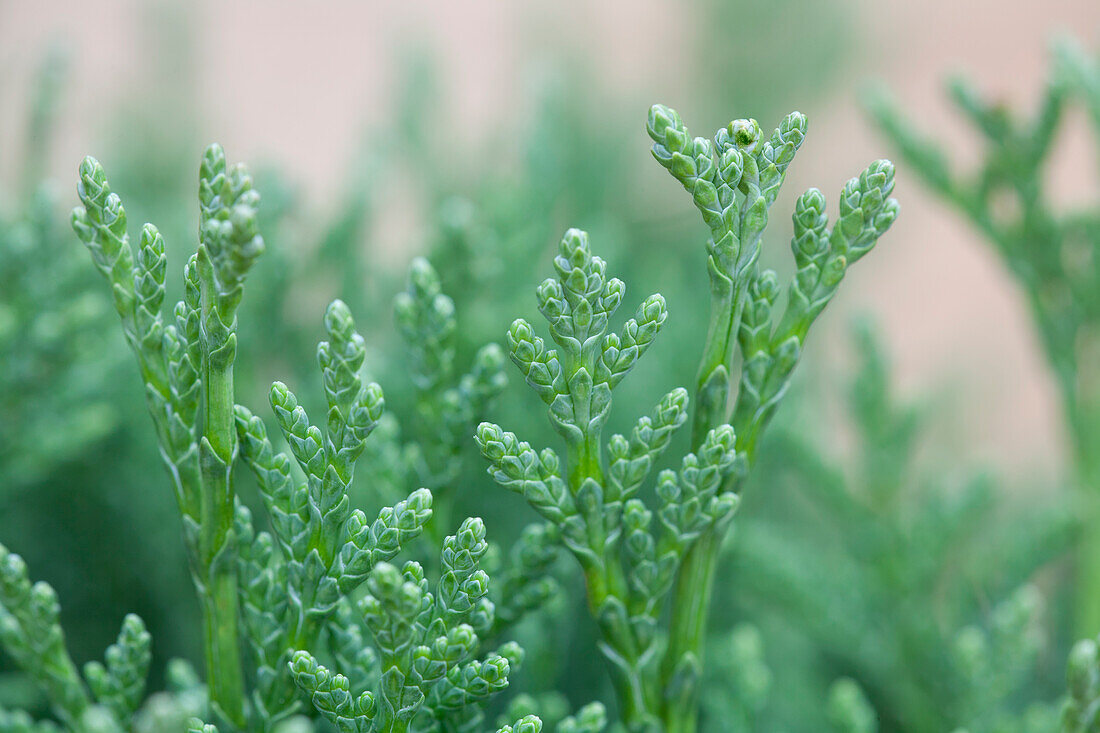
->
[3,0,1097,476]
[1,1,1099,731]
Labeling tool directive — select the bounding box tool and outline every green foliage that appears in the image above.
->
[84,616,152,726]
[234,293,520,730]
[647,104,897,732]
[718,323,1074,732]
[72,146,263,726]
[0,542,214,733]
[476,101,895,733]
[287,524,517,731]
[477,227,733,731]
[646,103,898,451]
[393,257,508,535]
[0,544,90,726]
[698,625,771,733]
[868,31,1100,656]
[867,41,1100,482]
[0,177,121,489]
[1065,636,1100,732]
[1,8,869,729]
[0,56,195,676]
[553,703,606,733]
[131,661,209,733]
[826,679,877,733]
[8,22,1097,733]
[48,146,540,733]
[234,299,417,723]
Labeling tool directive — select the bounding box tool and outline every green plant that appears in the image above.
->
[718,323,1074,732]
[697,625,771,732]
[2,4,868,723]
[1064,633,1100,731]
[826,678,877,733]
[17,70,1079,732]
[71,146,265,726]
[2,146,545,733]
[0,539,212,732]
[476,105,897,732]
[392,258,508,542]
[0,43,120,486]
[866,38,1100,633]
[0,45,202,686]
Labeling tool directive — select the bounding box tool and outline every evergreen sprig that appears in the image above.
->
[63,143,543,733]
[232,299,436,724]
[84,615,152,726]
[475,102,897,732]
[645,104,897,733]
[477,228,743,732]
[0,544,90,726]
[72,146,262,726]
[232,294,533,732]
[0,544,182,733]
[867,37,1100,636]
[393,257,507,534]
[287,518,520,733]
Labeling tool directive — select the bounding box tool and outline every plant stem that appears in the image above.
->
[660,274,743,733]
[580,554,657,732]
[197,251,247,729]
[564,360,663,731]
[662,528,720,733]
[201,566,247,728]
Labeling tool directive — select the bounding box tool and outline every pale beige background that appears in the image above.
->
[2,0,1098,485]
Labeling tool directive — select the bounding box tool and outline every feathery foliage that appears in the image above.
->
[867,37,1100,633]
[715,324,1074,731]
[9,147,531,733]
[477,104,897,732]
[8,25,1098,733]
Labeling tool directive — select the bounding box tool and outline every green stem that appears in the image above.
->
[603,651,658,733]
[584,562,657,733]
[661,527,721,733]
[690,266,736,445]
[387,719,410,733]
[566,364,661,730]
[661,255,748,732]
[197,256,247,729]
[202,565,247,729]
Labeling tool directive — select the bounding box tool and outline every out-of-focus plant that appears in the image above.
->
[392,258,508,540]
[0,46,205,688]
[0,47,120,490]
[1064,633,1100,731]
[867,38,1100,632]
[698,625,771,732]
[718,323,1073,732]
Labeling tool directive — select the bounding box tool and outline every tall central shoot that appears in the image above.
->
[479,106,897,733]
[649,105,898,732]
[73,146,264,727]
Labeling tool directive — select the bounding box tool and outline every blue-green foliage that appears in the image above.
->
[715,325,1074,732]
[234,295,529,730]
[0,541,209,732]
[6,12,1100,733]
[867,39,1100,486]
[477,226,744,731]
